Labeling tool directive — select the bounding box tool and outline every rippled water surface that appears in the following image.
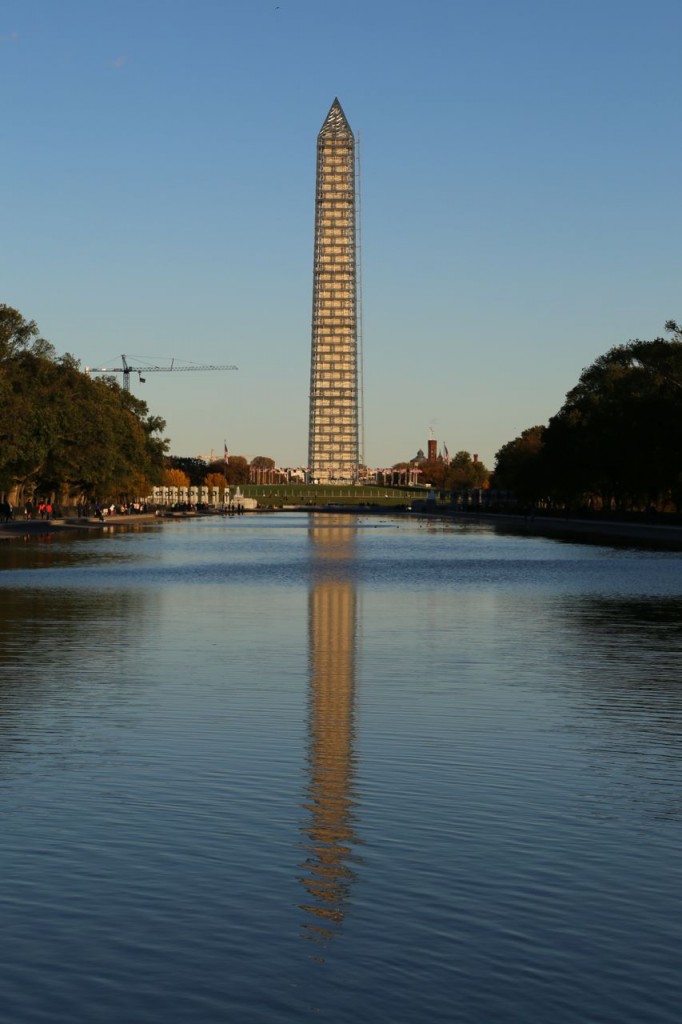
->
[1,514,682,1023]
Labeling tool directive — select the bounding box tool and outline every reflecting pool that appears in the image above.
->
[1,514,681,1023]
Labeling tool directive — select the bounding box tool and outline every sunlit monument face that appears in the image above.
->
[308,98,359,485]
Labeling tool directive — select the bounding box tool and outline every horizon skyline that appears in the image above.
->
[3,1,681,469]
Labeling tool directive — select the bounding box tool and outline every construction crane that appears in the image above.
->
[86,354,238,392]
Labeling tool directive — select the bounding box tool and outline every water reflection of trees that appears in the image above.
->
[555,595,682,820]
[561,596,682,705]
[0,587,151,771]
[299,516,362,948]
[0,525,151,573]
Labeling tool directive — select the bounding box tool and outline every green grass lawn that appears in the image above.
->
[234,484,420,506]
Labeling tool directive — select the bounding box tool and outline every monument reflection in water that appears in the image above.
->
[299,516,361,945]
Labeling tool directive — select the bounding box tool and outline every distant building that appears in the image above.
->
[308,99,359,484]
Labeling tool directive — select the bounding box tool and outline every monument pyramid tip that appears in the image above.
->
[319,97,353,138]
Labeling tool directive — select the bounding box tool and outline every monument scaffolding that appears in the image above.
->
[308,98,360,484]
[355,130,365,474]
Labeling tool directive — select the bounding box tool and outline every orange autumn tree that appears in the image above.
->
[205,472,228,490]
[162,468,190,488]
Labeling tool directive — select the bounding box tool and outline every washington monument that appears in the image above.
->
[308,98,360,484]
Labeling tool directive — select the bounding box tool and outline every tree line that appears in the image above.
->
[493,321,682,511]
[166,453,494,493]
[392,451,491,491]
[0,305,168,507]
[10,302,676,514]
[164,455,264,489]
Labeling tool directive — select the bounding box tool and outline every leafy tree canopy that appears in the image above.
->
[0,304,168,502]
[166,456,208,487]
[419,451,490,490]
[0,303,55,362]
[493,426,546,500]
[494,321,682,510]
[205,472,228,490]
[224,455,249,485]
[163,468,190,488]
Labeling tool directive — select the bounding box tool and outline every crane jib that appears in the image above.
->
[85,357,238,392]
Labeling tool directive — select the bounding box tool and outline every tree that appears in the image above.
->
[518,321,682,510]
[205,472,228,490]
[224,455,249,485]
[446,451,490,490]
[0,304,55,362]
[250,455,275,469]
[493,427,546,500]
[166,456,207,487]
[163,468,190,488]
[0,305,168,503]
[419,458,448,488]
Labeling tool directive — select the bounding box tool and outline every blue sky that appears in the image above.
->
[3,0,680,469]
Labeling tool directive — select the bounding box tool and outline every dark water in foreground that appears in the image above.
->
[1,514,681,1023]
